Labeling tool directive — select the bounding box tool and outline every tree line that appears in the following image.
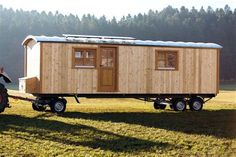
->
[0,5,235,83]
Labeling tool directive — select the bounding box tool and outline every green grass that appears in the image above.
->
[0,91,236,156]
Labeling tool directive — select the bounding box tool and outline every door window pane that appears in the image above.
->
[101,49,114,67]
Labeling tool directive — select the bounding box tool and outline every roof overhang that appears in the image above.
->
[22,35,223,49]
[22,35,36,45]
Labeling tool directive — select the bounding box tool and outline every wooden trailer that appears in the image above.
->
[20,34,222,113]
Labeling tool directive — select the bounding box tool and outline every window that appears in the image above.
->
[73,48,96,68]
[155,50,178,70]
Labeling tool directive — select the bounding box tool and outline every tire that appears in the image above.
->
[61,98,67,105]
[32,103,38,111]
[50,99,66,114]
[189,97,204,111]
[32,103,46,111]
[153,98,166,110]
[153,102,166,110]
[159,104,166,109]
[172,99,186,112]
[0,84,8,113]
[153,102,160,109]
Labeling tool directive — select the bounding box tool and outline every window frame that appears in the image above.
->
[72,47,97,69]
[155,50,178,71]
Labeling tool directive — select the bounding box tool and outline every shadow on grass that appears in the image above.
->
[60,110,236,139]
[0,114,170,152]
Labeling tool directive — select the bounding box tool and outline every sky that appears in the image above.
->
[0,0,235,19]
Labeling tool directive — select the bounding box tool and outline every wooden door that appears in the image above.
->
[98,47,117,92]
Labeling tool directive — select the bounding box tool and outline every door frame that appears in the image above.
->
[97,45,119,92]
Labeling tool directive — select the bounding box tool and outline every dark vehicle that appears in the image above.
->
[0,67,11,113]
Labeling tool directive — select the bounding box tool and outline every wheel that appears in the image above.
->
[159,104,166,109]
[172,99,186,111]
[189,97,204,111]
[154,102,166,110]
[32,103,38,111]
[0,84,8,113]
[32,103,46,111]
[50,99,66,114]
[61,98,67,104]
[153,102,160,109]
[153,99,166,110]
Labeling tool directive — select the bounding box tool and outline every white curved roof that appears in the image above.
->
[22,35,222,49]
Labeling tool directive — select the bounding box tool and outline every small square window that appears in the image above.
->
[155,51,178,70]
[73,48,96,68]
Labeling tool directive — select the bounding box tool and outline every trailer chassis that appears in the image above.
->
[10,93,214,113]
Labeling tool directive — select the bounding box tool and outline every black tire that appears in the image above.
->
[32,103,46,111]
[32,103,38,111]
[172,99,186,112]
[189,97,204,111]
[0,84,8,113]
[50,99,66,114]
[61,98,67,105]
[153,102,166,110]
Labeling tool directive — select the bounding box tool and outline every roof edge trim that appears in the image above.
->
[22,35,223,49]
[22,35,38,45]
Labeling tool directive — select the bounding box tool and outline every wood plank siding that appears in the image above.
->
[26,42,219,95]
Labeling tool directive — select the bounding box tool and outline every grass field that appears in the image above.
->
[0,91,235,156]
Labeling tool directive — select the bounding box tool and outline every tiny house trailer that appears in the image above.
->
[20,34,222,113]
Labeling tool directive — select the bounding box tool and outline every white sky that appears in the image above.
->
[0,0,235,19]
